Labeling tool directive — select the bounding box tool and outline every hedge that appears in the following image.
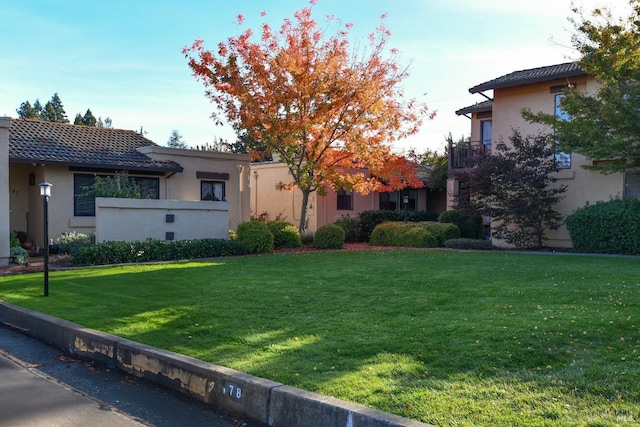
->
[565,198,640,254]
[369,221,457,248]
[72,238,247,266]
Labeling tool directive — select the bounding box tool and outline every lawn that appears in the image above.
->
[1,249,639,426]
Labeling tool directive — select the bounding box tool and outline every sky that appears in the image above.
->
[0,1,631,154]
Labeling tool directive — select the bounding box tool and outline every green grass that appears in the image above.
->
[1,250,639,426]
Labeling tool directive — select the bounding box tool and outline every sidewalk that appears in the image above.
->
[0,324,259,426]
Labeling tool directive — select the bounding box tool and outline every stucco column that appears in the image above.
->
[0,117,10,266]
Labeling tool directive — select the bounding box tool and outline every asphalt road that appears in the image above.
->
[0,324,262,427]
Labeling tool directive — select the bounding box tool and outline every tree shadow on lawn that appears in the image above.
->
[5,258,640,425]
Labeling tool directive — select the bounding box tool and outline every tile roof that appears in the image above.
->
[455,100,493,116]
[469,62,586,94]
[9,119,183,173]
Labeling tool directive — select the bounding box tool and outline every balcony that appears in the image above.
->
[449,141,491,170]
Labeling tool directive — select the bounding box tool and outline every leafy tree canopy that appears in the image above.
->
[453,130,567,248]
[523,0,640,173]
[184,1,432,231]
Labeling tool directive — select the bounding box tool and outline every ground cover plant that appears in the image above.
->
[0,250,639,426]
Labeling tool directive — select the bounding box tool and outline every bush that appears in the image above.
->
[438,209,483,239]
[370,222,440,248]
[268,221,302,249]
[72,238,246,266]
[313,224,345,249]
[420,222,460,246]
[370,222,407,246]
[300,231,315,245]
[359,210,399,242]
[236,221,274,254]
[358,210,439,242]
[9,232,21,248]
[565,198,640,254]
[333,215,361,242]
[444,238,493,250]
[51,231,94,255]
[399,227,438,248]
[9,247,29,265]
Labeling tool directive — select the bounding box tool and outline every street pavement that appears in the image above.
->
[0,324,262,426]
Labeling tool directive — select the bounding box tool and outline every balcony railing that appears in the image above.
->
[450,142,491,169]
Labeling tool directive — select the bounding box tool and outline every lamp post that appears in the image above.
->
[39,182,52,297]
[403,194,409,223]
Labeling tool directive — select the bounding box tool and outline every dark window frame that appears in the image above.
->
[336,189,354,210]
[201,180,226,201]
[73,173,160,217]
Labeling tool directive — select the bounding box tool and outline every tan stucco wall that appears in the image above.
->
[138,147,250,231]
[251,162,399,233]
[95,198,229,242]
[477,75,623,247]
[250,162,318,230]
[0,118,10,265]
[9,148,250,247]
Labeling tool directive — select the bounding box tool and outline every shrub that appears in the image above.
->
[421,222,460,246]
[268,221,302,249]
[72,238,246,265]
[370,222,441,248]
[13,230,28,245]
[358,210,400,242]
[406,210,439,223]
[300,231,315,245]
[565,198,640,254]
[9,247,29,265]
[358,210,439,242]
[9,232,21,248]
[444,238,493,250]
[370,222,406,246]
[333,215,361,242]
[236,221,274,254]
[399,227,438,248]
[438,209,483,239]
[51,231,94,255]
[313,223,345,249]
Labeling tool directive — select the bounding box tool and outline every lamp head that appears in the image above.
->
[39,182,52,198]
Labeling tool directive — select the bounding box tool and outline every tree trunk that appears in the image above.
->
[298,189,311,234]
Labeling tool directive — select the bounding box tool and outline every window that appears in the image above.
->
[481,120,492,153]
[379,190,416,211]
[554,94,571,169]
[336,189,353,210]
[74,173,159,216]
[379,192,397,211]
[201,181,225,201]
[74,174,97,216]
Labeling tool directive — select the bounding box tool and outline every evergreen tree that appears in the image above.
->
[16,101,39,119]
[73,113,83,125]
[48,93,69,123]
[81,109,97,126]
[167,129,188,148]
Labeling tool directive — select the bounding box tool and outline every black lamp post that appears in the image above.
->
[39,182,52,297]
[403,194,409,223]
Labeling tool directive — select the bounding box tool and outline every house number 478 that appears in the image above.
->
[223,381,243,402]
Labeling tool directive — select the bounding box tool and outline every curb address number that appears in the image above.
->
[222,381,243,402]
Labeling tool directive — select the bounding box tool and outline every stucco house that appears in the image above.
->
[0,117,250,265]
[449,61,639,248]
[251,160,446,233]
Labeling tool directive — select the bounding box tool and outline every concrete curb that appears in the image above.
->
[0,301,431,427]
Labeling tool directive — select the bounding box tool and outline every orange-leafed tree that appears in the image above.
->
[183,1,431,231]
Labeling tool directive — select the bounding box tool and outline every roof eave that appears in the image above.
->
[9,157,184,174]
[469,69,587,94]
